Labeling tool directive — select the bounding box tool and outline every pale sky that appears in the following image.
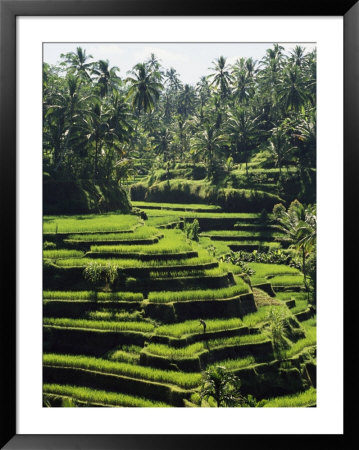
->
[43,42,316,86]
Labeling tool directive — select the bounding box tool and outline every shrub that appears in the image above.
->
[83,262,118,289]
[184,219,200,241]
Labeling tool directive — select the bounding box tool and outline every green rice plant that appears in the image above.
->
[43,291,143,302]
[199,237,232,257]
[148,282,249,304]
[146,216,181,227]
[55,254,215,269]
[43,354,202,388]
[283,328,316,358]
[248,262,302,285]
[219,262,247,275]
[90,230,191,254]
[43,317,155,333]
[242,305,289,327]
[43,250,84,259]
[260,387,316,407]
[66,226,161,242]
[132,201,222,211]
[275,292,308,302]
[208,333,268,349]
[144,342,205,359]
[227,241,282,250]
[147,267,225,279]
[155,318,243,338]
[248,263,301,278]
[86,310,144,322]
[146,334,267,359]
[43,214,139,234]
[269,275,305,287]
[43,384,170,407]
[108,350,140,364]
[144,210,261,220]
[202,230,282,239]
[207,355,256,371]
[290,300,308,315]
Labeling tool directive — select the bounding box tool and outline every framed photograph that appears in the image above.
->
[1,0,356,448]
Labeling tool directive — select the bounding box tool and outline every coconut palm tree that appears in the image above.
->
[268,127,296,174]
[208,56,232,100]
[92,60,121,98]
[61,46,94,81]
[200,366,243,407]
[125,63,163,114]
[226,108,260,174]
[278,65,308,112]
[192,122,226,179]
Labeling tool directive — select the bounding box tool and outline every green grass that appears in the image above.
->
[202,230,282,238]
[66,226,161,242]
[208,355,256,371]
[43,291,143,302]
[147,267,226,278]
[284,328,316,358]
[144,342,205,359]
[199,237,232,257]
[86,310,145,322]
[145,334,268,359]
[43,317,155,333]
[275,292,308,302]
[90,230,192,254]
[144,209,260,220]
[226,241,282,250]
[146,216,182,227]
[43,250,85,259]
[155,318,243,338]
[261,387,316,407]
[43,384,170,407]
[108,350,140,364]
[132,201,222,211]
[248,263,302,285]
[43,214,139,234]
[208,333,268,349]
[290,299,308,314]
[148,282,249,304]
[242,305,289,327]
[43,353,202,389]
[54,254,215,268]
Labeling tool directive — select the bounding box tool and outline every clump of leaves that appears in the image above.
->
[200,366,252,407]
[265,307,289,359]
[184,219,200,241]
[83,262,118,290]
[220,252,255,276]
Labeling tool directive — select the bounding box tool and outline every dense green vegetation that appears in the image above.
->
[43,44,316,408]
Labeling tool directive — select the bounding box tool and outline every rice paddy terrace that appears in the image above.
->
[43,205,316,408]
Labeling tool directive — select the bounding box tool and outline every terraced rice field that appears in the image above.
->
[43,205,316,407]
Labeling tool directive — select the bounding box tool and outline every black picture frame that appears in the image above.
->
[0,0,356,448]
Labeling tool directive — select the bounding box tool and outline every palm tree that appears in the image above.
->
[208,56,232,100]
[125,63,163,114]
[278,65,308,112]
[200,366,243,407]
[268,127,296,174]
[93,60,121,98]
[192,122,226,179]
[290,45,307,67]
[164,67,182,92]
[226,108,260,174]
[274,200,316,295]
[61,46,94,81]
[177,84,196,118]
[153,128,172,163]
